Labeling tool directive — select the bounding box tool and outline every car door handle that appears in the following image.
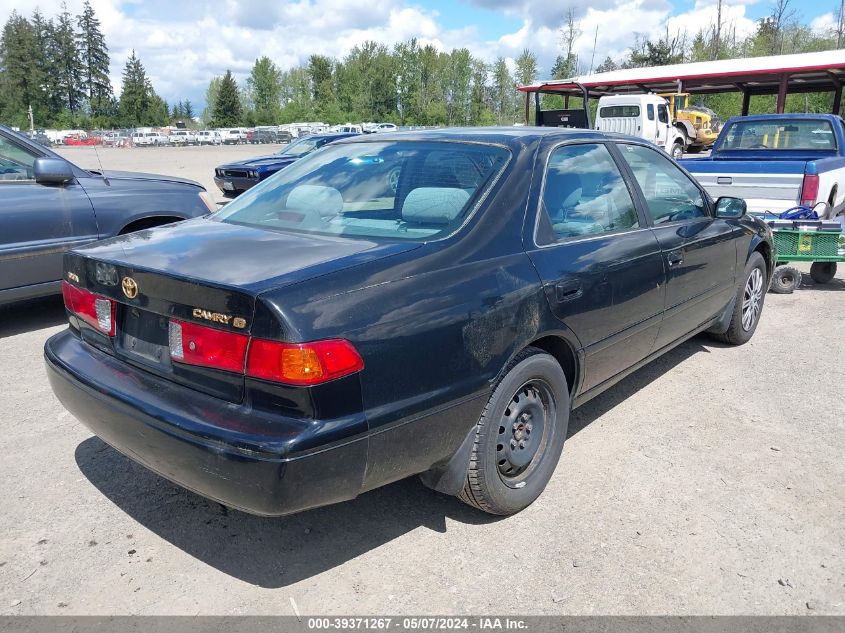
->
[553,280,583,302]
[667,250,684,267]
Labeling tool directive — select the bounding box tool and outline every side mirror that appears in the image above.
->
[33,157,74,185]
[714,196,746,219]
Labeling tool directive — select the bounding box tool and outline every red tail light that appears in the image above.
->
[62,281,115,336]
[167,320,361,386]
[168,319,249,374]
[800,174,819,207]
[246,338,364,385]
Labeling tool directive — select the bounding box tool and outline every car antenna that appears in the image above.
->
[92,144,110,185]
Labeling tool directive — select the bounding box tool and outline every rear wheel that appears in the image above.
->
[770,264,802,294]
[810,261,837,284]
[713,252,767,345]
[458,348,569,516]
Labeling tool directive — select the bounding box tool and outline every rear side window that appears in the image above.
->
[647,104,655,121]
[617,144,707,224]
[599,105,640,118]
[538,143,639,243]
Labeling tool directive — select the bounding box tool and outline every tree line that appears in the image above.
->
[0,1,193,129]
[1,0,844,131]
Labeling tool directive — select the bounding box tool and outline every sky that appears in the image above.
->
[0,0,839,111]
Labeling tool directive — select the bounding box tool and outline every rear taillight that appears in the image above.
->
[62,281,115,336]
[800,174,819,207]
[246,339,364,386]
[167,320,362,386]
[168,319,249,373]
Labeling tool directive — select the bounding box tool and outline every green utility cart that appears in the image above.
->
[766,220,845,294]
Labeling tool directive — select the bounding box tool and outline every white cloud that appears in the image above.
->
[810,12,836,33]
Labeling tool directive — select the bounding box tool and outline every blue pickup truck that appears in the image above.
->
[680,113,845,219]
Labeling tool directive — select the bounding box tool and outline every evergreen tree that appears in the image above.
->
[183,99,195,120]
[119,49,151,125]
[595,56,618,73]
[213,70,242,126]
[76,0,112,117]
[54,2,84,119]
[0,12,43,127]
[492,57,513,125]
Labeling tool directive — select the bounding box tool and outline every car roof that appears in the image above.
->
[304,132,361,140]
[331,126,614,148]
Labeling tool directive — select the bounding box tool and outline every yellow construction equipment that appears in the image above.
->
[659,92,720,153]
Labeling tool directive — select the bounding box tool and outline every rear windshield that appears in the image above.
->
[599,105,640,118]
[720,119,837,150]
[214,141,510,241]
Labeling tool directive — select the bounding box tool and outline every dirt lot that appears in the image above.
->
[0,146,843,616]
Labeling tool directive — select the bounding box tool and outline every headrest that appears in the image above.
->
[286,185,343,218]
[402,187,470,225]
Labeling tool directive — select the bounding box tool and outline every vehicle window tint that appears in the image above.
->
[599,105,640,118]
[647,104,655,121]
[214,141,510,241]
[617,143,707,224]
[540,143,639,242]
[657,104,669,124]
[0,136,36,181]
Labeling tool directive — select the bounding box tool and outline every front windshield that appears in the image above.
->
[720,119,836,150]
[277,137,324,158]
[213,140,510,241]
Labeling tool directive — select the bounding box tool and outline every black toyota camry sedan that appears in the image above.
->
[45,128,773,517]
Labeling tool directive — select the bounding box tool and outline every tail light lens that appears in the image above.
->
[167,320,362,386]
[62,281,115,336]
[800,174,819,207]
[168,319,249,373]
[246,339,364,386]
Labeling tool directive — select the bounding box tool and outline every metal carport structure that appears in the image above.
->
[518,49,845,127]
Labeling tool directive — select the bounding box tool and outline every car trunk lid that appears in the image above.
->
[63,218,419,402]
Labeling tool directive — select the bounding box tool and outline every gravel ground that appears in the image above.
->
[0,146,843,616]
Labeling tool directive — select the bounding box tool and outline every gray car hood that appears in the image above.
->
[97,170,202,188]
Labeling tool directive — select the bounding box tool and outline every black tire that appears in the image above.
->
[810,261,837,284]
[458,347,570,516]
[686,145,704,154]
[770,264,802,294]
[670,142,684,160]
[713,252,767,345]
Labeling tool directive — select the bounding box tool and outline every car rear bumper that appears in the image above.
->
[45,330,368,516]
[213,175,257,193]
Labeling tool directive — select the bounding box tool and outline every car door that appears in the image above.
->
[614,142,738,350]
[656,102,670,150]
[525,141,667,393]
[0,131,98,295]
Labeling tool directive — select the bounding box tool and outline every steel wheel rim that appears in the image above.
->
[495,379,555,487]
[742,267,764,331]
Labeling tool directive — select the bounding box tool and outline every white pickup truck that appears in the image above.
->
[680,114,845,217]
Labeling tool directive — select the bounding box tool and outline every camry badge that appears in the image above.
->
[121,276,139,299]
